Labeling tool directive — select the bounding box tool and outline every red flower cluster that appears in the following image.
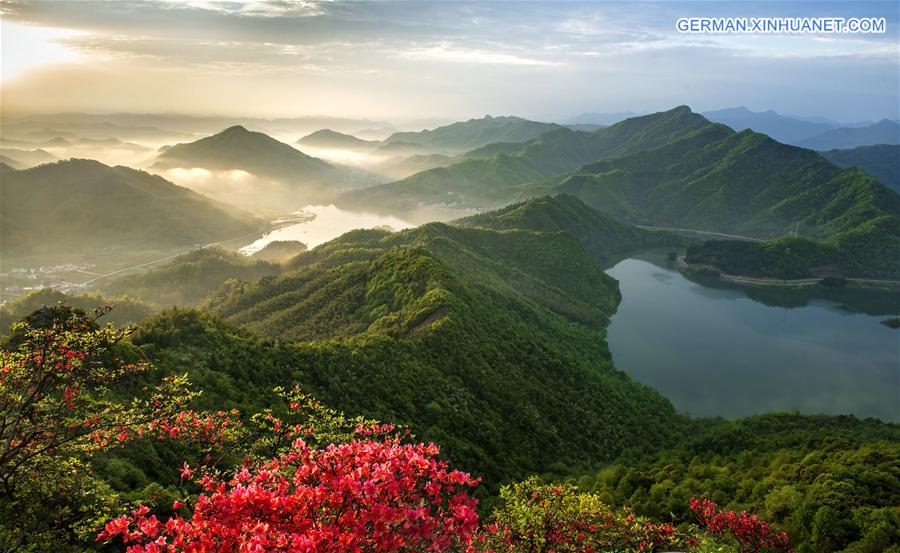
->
[690,498,793,553]
[98,436,480,552]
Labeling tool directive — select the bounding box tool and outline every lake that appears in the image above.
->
[606,251,900,421]
[241,205,415,254]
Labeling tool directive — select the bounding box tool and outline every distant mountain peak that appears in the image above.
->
[221,124,250,134]
[152,123,335,178]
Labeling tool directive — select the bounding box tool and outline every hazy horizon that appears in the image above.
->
[2,0,898,123]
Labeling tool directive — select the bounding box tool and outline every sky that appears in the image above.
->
[1,0,898,123]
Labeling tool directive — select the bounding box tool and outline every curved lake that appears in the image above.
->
[606,251,900,421]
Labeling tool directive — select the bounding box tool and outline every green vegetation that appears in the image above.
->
[686,238,840,279]
[384,115,560,153]
[102,247,281,306]
[250,239,308,264]
[580,414,900,553]
[343,107,899,277]
[0,159,261,257]
[456,194,689,262]
[881,317,900,329]
[162,222,684,488]
[550,128,899,240]
[0,289,154,334]
[342,106,711,212]
[686,216,900,279]
[821,144,900,193]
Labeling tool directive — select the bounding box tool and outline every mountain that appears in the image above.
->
[0,148,58,169]
[250,240,308,264]
[685,216,900,279]
[152,125,335,182]
[0,289,154,335]
[546,123,900,241]
[371,153,456,180]
[0,159,261,257]
[383,115,561,153]
[797,119,900,150]
[340,106,713,213]
[371,140,435,157]
[702,107,834,145]
[456,195,687,262]
[529,115,900,278]
[297,129,379,152]
[820,144,900,193]
[102,247,281,306]
[197,221,682,485]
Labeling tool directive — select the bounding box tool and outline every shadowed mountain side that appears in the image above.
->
[0,159,261,257]
[821,144,900,193]
[455,195,689,262]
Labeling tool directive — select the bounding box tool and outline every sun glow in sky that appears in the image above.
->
[0,1,897,121]
[0,20,86,82]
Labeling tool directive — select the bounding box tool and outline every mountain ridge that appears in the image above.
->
[0,159,261,257]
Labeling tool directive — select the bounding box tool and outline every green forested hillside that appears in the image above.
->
[384,115,560,153]
[0,289,155,334]
[583,414,900,553]
[342,106,711,212]
[821,144,900,193]
[102,247,281,306]
[172,222,684,487]
[549,127,900,239]
[456,195,688,262]
[250,240,308,263]
[0,159,261,257]
[686,216,900,279]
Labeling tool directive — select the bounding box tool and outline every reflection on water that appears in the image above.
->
[606,250,900,421]
[240,205,414,254]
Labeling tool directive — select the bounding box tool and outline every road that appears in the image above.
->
[79,224,270,286]
[675,256,900,288]
[637,225,765,242]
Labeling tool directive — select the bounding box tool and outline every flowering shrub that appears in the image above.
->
[0,306,242,549]
[98,431,480,551]
[474,477,699,552]
[690,498,793,553]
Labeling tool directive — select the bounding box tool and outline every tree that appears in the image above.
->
[474,477,698,552]
[0,306,237,549]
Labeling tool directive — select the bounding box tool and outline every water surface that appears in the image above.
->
[241,205,414,254]
[606,251,900,421]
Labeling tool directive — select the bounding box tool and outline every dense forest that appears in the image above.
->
[2,109,898,553]
[4,188,897,551]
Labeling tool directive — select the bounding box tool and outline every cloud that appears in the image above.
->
[397,41,561,67]
[0,0,897,121]
[158,0,328,18]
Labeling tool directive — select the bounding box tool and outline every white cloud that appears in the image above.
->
[159,0,327,17]
[397,42,560,67]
